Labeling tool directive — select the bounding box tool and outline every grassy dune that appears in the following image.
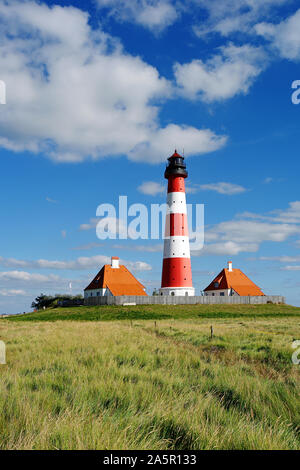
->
[0,306,299,449]
[5,303,300,322]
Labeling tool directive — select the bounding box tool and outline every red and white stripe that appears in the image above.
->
[160,176,195,296]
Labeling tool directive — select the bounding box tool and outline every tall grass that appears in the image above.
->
[0,316,299,449]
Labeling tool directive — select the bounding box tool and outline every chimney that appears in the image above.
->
[111,256,119,269]
[228,261,233,272]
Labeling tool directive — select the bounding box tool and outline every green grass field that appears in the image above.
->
[5,302,300,322]
[0,304,299,449]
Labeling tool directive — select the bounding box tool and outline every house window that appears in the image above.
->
[212,293,215,296]
[214,282,219,288]
[97,292,100,296]
[220,292,225,296]
[171,292,175,296]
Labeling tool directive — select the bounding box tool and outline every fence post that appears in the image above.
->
[0,341,6,364]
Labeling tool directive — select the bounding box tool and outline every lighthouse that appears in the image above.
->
[159,151,195,296]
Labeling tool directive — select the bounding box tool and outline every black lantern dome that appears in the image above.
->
[164,150,188,179]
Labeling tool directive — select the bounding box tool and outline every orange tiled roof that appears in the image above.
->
[84,264,147,296]
[204,268,264,296]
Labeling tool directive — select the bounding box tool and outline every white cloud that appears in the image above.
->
[195,241,259,256]
[0,256,151,272]
[255,9,300,60]
[129,124,227,162]
[263,177,273,184]
[186,182,247,195]
[96,0,178,32]
[46,197,58,203]
[0,271,59,282]
[259,256,300,263]
[238,201,300,224]
[185,184,200,194]
[271,201,300,224]
[72,242,104,251]
[0,1,225,163]
[138,181,165,195]
[0,271,90,307]
[0,289,27,297]
[281,265,300,271]
[199,182,247,195]
[79,219,99,231]
[237,211,270,220]
[128,261,152,271]
[213,220,299,244]
[192,201,300,256]
[113,243,163,252]
[135,244,163,253]
[193,0,287,38]
[174,44,266,102]
[0,257,29,268]
[79,217,132,239]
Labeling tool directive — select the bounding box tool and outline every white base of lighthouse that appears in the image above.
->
[159,287,195,297]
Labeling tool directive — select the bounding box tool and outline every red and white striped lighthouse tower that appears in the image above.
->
[159,151,195,296]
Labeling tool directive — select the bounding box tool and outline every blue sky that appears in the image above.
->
[0,0,300,313]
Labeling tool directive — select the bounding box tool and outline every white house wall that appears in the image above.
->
[205,289,239,297]
[84,288,112,298]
